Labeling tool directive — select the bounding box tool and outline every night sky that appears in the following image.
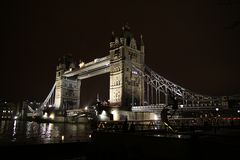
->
[1,0,240,105]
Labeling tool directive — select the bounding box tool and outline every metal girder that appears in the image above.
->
[125,60,212,103]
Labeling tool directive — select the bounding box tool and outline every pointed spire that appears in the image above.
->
[111,31,115,42]
[140,34,144,46]
[140,34,145,53]
[97,93,100,102]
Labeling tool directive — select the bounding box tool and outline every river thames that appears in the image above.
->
[0,120,92,145]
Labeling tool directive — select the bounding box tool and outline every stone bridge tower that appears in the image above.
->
[54,54,81,114]
[109,24,145,110]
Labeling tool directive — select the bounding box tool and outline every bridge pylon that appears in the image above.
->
[109,24,145,110]
[54,54,81,115]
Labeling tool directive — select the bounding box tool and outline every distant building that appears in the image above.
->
[0,100,18,119]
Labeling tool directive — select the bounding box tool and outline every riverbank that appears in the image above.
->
[23,115,90,123]
[1,128,240,160]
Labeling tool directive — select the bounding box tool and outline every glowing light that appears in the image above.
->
[43,113,48,119]
[132,71,138,75]
[49,104,53,107]
[237,110,240,113]
[14,116,18,120]
[61,135,64,141]
[84,106,88,111]
[216,108,219,111]
[177,135,182,138]
[180,104,184,108]
[12,120,17,137]
[49,113,55,119]
[99,110,108,121]
[94,58,99,63]
[79,62,85,68]
[89,134,91,138]
[101,110,107,116]
[154,114,158,120]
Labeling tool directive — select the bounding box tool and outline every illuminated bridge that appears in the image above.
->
[33,24,227,120]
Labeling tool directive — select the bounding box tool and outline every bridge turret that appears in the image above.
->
[54,54,81,113]
[110,31,115,49]
[110,23,140,50]
[109,24,145,111]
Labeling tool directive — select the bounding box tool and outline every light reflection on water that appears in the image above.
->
[0,120,92,144]
[153,134,191,139]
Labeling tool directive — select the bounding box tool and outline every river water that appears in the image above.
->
[0,120,92,145]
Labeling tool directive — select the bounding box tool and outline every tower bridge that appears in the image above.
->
[36,24,227,120]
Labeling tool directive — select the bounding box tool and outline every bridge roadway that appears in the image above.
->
[63,56,110,80]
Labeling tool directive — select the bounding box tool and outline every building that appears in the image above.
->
[0,100,18,119]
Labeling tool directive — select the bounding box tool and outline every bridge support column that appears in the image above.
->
[151,85,153,105]
[155,88,158,104]
[158,90,161,105]
[109,26,145,110]
[147,81,150,105]
[165,86,168,105]
[77,79,81,108]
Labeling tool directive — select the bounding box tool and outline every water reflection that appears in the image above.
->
[153,134,191,139]
[0,120,92,144]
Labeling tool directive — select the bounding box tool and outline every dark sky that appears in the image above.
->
[1,0,240,104]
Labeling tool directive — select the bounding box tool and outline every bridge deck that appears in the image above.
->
[63,56,110,79]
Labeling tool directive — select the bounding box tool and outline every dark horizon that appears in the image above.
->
[2,0,240,103]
